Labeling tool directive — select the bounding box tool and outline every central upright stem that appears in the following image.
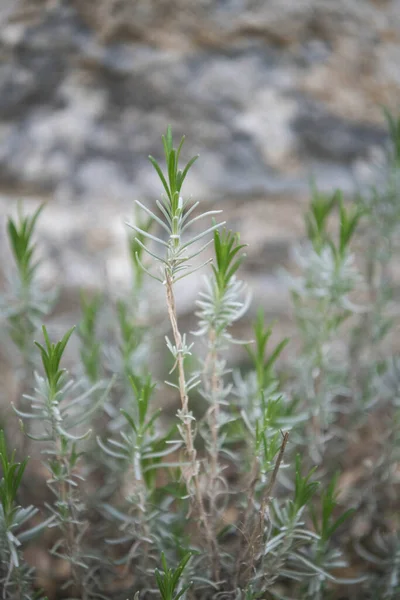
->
[165,271,220,582]
[165,272,190,415]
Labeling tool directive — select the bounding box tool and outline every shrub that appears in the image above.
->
[0,117,399,600]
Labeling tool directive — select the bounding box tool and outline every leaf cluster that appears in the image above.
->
[306,187,363,262]
[7,204,44,289]
[34,326,75,397]
[212,227,247,297]
[155,552,192,600]
[149,127,198,212]
[246,309,288,393]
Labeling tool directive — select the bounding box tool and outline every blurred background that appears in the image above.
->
[1,0,399,335]
[0,2,400,597]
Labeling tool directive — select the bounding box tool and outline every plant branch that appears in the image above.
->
[236,431,289,588]
[165,271,220,582]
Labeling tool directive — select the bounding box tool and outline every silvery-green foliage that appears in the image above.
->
[82,214,154,494]
[98,374,182,574]
[360,109,400,251]
[356,531,400,600]
[103,299,150,417]
[127,204,153,294]
[14,327,107,445]
[288,191,364,460]
[101,207,154,435]
[350,110,400,411]
[244,457,320,593]
[72,202,158,535]
[252,460,356,599]
[2,124,391,599]
[13,326,110,597]
[291,243,361,308]
[154,552,192,600]
[127,128,226,562]
[127,127,224,481]
[233,311,297,473]
[128,126,223,285]
[350,355,400,518]
[232,316,343,592]
[1,204,55,378]
[78,292,103,386]
[94,295,146,387]
[301,474,360,600]
[194,228,250,538]
[194,227,249,342]
[347,109,400,511]
[0,431,50,600]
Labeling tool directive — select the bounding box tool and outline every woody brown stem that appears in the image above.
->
[236,431,289,588]
[203,328,223,580]
[165,272,220,582]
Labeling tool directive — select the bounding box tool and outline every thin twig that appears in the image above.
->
[203,327,223,581]
[236,431,289,588]
[165,271,220,581]
[259,431,289,531]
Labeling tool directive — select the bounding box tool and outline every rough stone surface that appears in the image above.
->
[0,0,399,328]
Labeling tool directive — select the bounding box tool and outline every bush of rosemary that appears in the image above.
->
[0,115,399,600]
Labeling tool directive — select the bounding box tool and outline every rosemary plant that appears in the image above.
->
[288,189,364,461]
[0,431,50,599]
[350,110,400,412]
[98,374,182,578]
[3,205,50,373]
[128,127,224,571]
[13,326,108,599]
[1,204,55,428]
[2,120,400,600]
[193,227,249,580]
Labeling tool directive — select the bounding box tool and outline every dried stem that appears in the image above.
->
[203,328,223,579]
[233,459,259,589]
[57,448,83,595]
[259,431,289,533]
[206,332,221,524]
[165,272,220,581]
[236,431,289,588]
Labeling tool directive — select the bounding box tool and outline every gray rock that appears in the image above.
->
[293,102,387,163]
[1,0,397,200]
[0,0,399,333]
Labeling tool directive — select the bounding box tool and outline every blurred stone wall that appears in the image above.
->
[0,0,399,331]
